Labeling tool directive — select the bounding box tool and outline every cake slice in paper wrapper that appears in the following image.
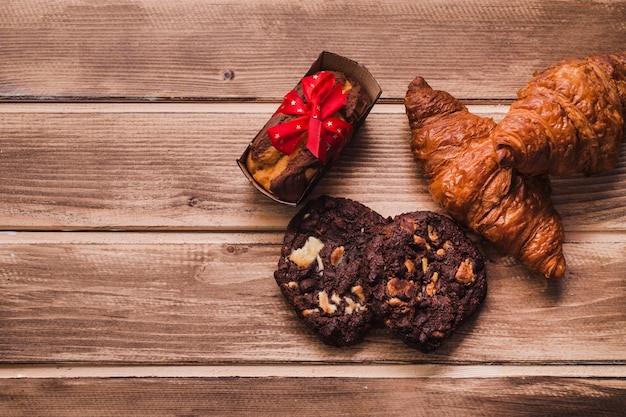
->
[238,51,382,206]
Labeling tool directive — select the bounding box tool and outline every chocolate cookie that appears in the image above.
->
[274,195,389,346]
[363,211,487,352]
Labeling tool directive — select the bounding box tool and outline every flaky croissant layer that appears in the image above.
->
[493,51,626,176]
[405,77,566,279]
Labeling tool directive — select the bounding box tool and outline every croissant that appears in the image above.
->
[493,51,626,176]
[405,77,566,279]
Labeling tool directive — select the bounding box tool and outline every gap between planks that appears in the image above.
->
[1,231,625,244]
[1,364,625,379]
[0,102,510,116]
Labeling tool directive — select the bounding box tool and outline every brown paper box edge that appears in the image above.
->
[237,51,382,206]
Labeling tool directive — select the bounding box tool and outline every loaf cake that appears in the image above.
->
[244,70,372,203]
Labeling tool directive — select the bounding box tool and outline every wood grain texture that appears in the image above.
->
[1,107,625,231]
[1,232,625,364]
[0,0,625,101]
[3,363,625,379]
[1,377,625,417]
[2,1,626,414]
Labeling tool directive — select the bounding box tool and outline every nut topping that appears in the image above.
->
[386,277,406,296]
[343,297,366,315]
[318,290,337,314]
[425,281,436,297]
[351,285,366,302]
[344,296,357,314]
[427,224,439,243]
[388,297,407,307]
[455,258,475,284]
[413,235,426,245]
[404,258,416,273]
[413,234,431,250]
[302,308,319,317]
[437,241,452,256]
[400,217,417,233]
[330,246,345,266]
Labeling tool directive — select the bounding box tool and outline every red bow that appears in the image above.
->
[267,71,354,164]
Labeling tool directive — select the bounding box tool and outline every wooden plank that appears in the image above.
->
[1,376,625,416]
[0,103,447,230]
[1,0,623,410]
[1,106,625,231]
[0,0,625,101]
[1,232,625,364]
[2,363,625,379]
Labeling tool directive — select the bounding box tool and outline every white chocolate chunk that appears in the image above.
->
[289,236,325,267]
[316,255,324,271]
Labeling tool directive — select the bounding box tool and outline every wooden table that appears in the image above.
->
[1,1,625,415]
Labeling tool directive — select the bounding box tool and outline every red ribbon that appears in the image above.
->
[267,71,354,164]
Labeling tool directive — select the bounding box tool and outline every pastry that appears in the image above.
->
[493,51,626,176]
[405,76,566,279]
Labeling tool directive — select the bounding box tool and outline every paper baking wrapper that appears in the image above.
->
[237,51,382,206]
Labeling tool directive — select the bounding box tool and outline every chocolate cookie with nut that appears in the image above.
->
[362,211,487,352]
[274,195,389,346]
